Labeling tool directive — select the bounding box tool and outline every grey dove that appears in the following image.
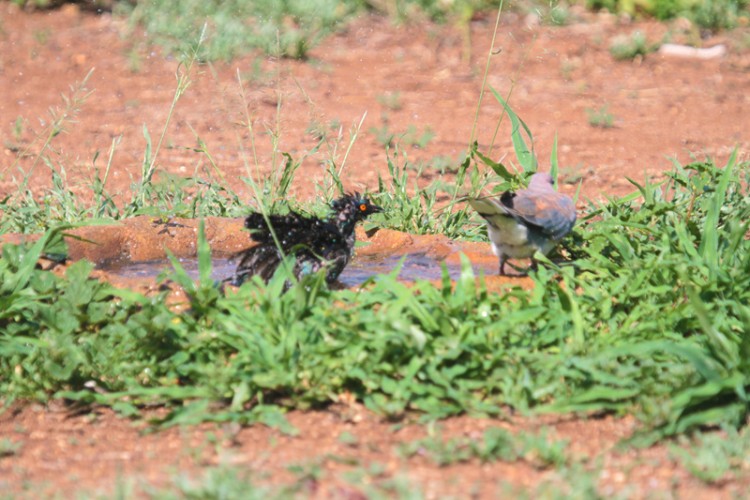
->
[469,172,576,275]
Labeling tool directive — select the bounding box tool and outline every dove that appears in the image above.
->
[469,172,576,275]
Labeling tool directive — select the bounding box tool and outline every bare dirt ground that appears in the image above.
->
[3,402,749,499]
[1,2,750,498]
[2,3,749,203]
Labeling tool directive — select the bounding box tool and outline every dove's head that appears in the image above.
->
[528,172,555,191]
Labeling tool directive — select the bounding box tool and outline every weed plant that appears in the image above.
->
[588,0,749,31]
[670,425,750,483]
[586,105,616,128]
[114,0,499,61]
[14,0,749,65]
[1,149,748,446]
[369,124,436,149]
[2,9,750,449]
[117,0,353,60]
[609,31,658,60]
[399,426,568,467]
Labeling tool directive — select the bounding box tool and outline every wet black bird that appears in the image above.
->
[230,193,382,287]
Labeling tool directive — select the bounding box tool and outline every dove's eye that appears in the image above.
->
[359,203,367,211]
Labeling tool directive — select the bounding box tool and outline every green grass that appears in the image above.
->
[110,465,287,499]
[2,52,750,446]
[586,105,616,128]
[2,12,750,467]
[13,0,749,64]
[399,426,568,468]
[113,0,498,61]
[369,123,436,149]
[588,0,749,31]
[0,437,22,458]
[5,7,750,497]
[116,0,350,60]
[670,425,750,483]
[377,92,403,112]
[609,31,657,61]
[75,458,502,499]
[15,452,610,499]
[52,458,609,499]
[1,151,749,446]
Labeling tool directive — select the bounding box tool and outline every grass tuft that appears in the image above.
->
[2,21,750,448]
[1,154,748,442]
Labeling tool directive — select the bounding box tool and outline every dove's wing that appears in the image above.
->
[502,189,576,241]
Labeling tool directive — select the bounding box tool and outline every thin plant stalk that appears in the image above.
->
[232,67,296,285]
[336,112,367,181]
[139,24,207,206]
[236,69,261,179]
[2,69,95,190]
[468,0,505,146]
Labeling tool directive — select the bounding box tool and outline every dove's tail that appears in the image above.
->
[468,198,510,218]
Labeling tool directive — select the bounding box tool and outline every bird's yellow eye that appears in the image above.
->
[359,203,367,211]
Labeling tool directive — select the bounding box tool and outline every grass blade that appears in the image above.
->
[489,86,537,173]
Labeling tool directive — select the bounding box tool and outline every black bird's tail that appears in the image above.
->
[229,244,283,286]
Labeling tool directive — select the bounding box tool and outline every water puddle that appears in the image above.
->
[101,258,237,282]
[339,253,479,287]
[101,253,496,287]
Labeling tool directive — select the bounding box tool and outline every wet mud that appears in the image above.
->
[2,217,532,291]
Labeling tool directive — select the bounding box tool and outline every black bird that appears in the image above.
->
[230,193,382,287]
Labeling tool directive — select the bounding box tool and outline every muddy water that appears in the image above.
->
[101,252,496,287]
[1,217,529,291]
[101,258,237,282]
[341,253,483,286]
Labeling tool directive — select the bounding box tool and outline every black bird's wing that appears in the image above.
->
[231,210,347,286]
[245,211,348,248]
[245,212,322,248]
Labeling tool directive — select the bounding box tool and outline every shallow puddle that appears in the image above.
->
[1,219,526,292]
[101,253,496,288]
[340,253,492,287]
[101,258,237,282]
